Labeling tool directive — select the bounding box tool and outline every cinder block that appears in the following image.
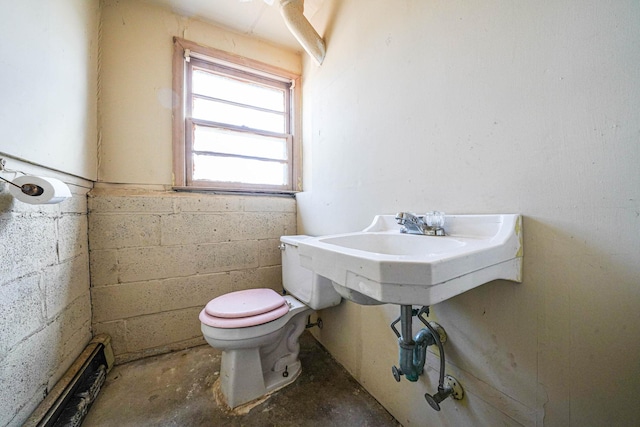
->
[242,195,296,213]
[234,212,296,240]
[4,386,47,427]
[89,249,119,286]
[0,215,57,284]
[91,272,232,323]
[59,189,89,214]
[48,338,85,397]
[86,190,300,363]
[174,193,241,212]
[92,320,127,355]
[89,213,160,250]
[0,274,45,357]
[44,293,92,390]
[54,293,91,370]
[43,252,90,319]
[230,266,282,292]
[265,212,297,238]
[0,327,56,427]
[125,307,203,353]
[259,238,284,267]
[7,196,60,215]
[88,190,174,213]
[160,213,231,246]
[196,240,259,274]
[57,214,88,262]
[117,245,199,283]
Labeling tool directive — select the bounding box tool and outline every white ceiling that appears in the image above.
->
[140,0,324,51]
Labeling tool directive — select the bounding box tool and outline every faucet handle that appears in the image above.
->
[395,211,417,225]
[395,212,407,224]
[425,211,445,228]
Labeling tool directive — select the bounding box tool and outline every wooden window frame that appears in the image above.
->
[172,37,302,193]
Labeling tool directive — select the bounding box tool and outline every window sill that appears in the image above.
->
[172,186,298,197]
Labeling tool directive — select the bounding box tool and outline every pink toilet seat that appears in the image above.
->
[199,288,290,328]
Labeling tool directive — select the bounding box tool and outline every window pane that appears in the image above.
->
[193,155,288,186]
[193,126,287,160]
[192,97,285,133]
[193,69,285,112]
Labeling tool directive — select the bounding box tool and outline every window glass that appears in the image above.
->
[192,69,285,112]
[193,126,288,160]
[192,97,286,133]
[192,155,288,186]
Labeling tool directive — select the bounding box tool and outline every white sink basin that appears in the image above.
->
[318,233,466,256]
[297,214,523,306]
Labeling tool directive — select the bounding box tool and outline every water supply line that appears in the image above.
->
[390,306,464,411]
[279,0,326,64]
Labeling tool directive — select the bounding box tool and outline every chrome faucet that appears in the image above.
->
[395,211,446,236]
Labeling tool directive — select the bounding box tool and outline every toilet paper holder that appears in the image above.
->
[0,158,71,204]
[0,175,45,196]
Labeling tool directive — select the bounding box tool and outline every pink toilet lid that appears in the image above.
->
[205,288,286,318]
[200,288,289,328]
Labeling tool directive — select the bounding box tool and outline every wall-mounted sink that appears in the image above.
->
[297,214,523,306]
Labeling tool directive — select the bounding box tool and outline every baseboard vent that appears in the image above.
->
[24,334,114,427]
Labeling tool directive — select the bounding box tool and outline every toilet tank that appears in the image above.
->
[280,235,342,310]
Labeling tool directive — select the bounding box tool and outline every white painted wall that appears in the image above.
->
[299,1,640,426]
[0,0,99,180]
[98,0,301,185]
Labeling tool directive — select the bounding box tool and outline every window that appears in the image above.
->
[173,38,301,193]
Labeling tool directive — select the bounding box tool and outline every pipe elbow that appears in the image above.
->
[414,328,436,347]
[280,0,326,65]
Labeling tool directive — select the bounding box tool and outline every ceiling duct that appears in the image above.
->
[279,0,326,64]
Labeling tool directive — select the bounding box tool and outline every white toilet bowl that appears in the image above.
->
[199,236,342,409]
[200,291,311,408]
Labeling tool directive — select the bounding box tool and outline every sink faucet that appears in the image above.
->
[395,212,446,236]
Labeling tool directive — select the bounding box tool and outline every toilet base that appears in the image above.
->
[213,364,302,414]
[218,310,310,408]
[215,361,302,412]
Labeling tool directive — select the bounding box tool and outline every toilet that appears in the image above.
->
[199,235,342,408]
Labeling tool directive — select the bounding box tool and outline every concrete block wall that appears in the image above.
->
[0,177,92,427]
[88,188,296,363]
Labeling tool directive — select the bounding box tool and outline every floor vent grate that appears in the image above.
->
[24,335,114,427]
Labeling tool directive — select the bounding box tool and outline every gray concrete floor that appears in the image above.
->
[84,332,400,426]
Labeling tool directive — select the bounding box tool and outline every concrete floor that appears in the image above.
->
[84,332,400,426]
